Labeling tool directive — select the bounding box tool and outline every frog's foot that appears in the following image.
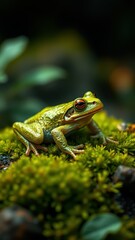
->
[90,132,118,145]
[25,143,48,156]
[68,144,84,159]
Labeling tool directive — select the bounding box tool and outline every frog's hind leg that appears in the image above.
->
[13,122,48,156]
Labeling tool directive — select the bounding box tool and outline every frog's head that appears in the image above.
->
[64,91,103,122]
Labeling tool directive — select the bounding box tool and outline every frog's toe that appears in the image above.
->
[72,144,84,150]
[72,149,84,154]
[105,137,119,144]
[25,148,31,156]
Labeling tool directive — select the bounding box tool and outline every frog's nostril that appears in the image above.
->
[92,101,96,104]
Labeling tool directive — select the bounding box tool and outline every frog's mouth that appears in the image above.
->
[73,106,103,121]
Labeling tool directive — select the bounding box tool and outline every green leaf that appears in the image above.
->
[0,36,28,70]
[81,213,122,240]
[14,66,66,91]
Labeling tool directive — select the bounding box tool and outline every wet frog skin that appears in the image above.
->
[13,91,116,159]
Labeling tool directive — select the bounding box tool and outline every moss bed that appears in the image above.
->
[0,112,135,239]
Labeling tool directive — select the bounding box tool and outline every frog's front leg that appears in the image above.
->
[51,126,84,159]
[87,119,118,144]
[13,122,48,156]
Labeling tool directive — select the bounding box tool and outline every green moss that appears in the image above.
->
[0,112,135,239]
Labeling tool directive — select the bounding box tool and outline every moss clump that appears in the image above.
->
[0,112,135,239]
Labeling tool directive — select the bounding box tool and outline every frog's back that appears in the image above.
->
[24,102,72,125]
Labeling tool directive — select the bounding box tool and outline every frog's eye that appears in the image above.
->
[74,99,87,111]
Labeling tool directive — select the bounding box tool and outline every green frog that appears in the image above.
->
[13,91,116,159]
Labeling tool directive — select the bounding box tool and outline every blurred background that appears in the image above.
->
[0,0,135,128]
